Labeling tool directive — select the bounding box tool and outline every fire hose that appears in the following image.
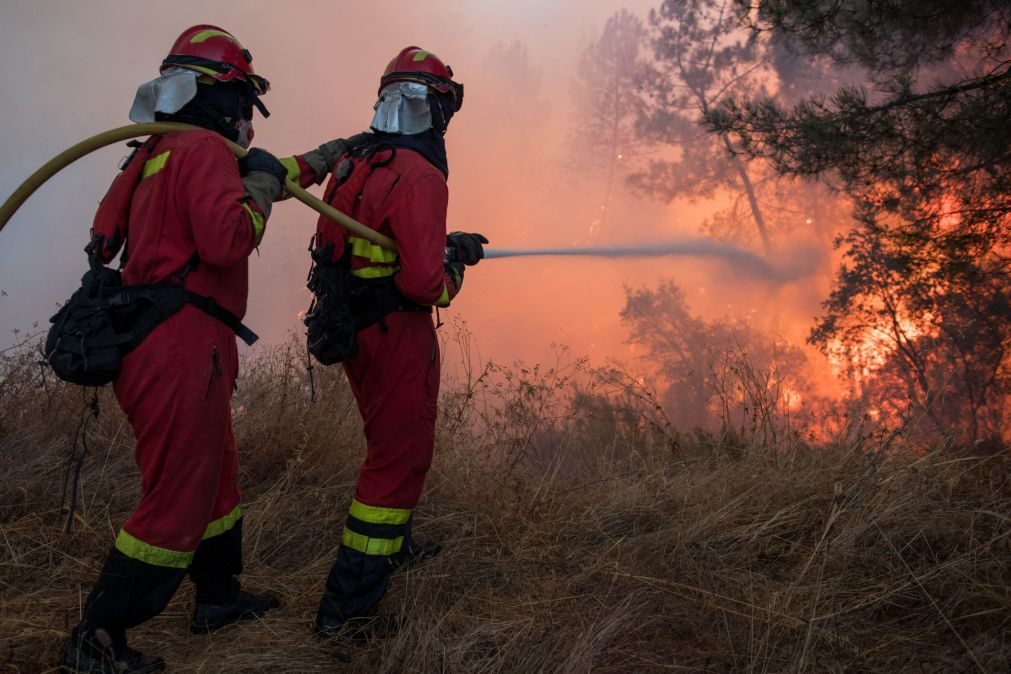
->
[0,123,806,280]
[0,122,397,251]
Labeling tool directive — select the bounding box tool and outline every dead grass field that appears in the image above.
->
[1,334,1009,672]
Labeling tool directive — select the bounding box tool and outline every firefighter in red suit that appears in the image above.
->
[61,26,366,673]
[292,46,488,640]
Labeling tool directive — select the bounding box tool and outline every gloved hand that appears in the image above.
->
[238,148,288,188]
[316,131,374,173]
[446,231,489,266]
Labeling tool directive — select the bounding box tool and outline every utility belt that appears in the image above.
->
[46,243,258,387]
[304,241,429,366]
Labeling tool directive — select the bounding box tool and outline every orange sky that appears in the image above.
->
[0,0,843,391]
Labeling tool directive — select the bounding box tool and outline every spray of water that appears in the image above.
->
[485,239,821,282]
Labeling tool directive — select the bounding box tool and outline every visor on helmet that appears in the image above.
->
[379,71,463,112]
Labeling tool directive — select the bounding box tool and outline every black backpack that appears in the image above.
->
[46,240,258,386]
[303,240,429,366]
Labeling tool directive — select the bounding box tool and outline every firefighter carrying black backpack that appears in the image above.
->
[302,140,430,366]
[45,133,257,387]
[45,237,258,386]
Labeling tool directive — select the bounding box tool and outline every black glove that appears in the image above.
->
[446,231,489,266]
[238,148,288,187]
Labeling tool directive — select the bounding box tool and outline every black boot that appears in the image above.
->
[190,590,281,633]
[61,626,165,674]
[315,544,394,636]
[187,517,279,632]
[390,537,442,574]
[312,613,401,644]
[60,547,184,673]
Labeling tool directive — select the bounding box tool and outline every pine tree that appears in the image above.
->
[709,0,1011,442]
[571,10,648,232]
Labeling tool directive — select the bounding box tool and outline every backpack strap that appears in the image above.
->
[183,290,259,346]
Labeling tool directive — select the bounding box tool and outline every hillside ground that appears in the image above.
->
[1,336,1009,672]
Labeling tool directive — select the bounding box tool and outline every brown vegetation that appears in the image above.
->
[1,332,1009,672]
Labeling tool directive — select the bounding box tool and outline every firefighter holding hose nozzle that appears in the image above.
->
[300,46,487,641]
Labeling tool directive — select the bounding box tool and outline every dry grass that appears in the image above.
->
[1,331,1009,672]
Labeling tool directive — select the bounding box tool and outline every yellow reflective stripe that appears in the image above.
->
[435,282,451,307]
[188,64,220,76]
[115,529,193,568]
[142,151,171,179]
[349,236,398,264]
[202,504,243,540]
[351,265,399,279]
[342,527,404,556]
[190,29,237,44]
[349,498,412,525]
[412,50,431,62]
[242,202,265,245]
[280,156,301,183]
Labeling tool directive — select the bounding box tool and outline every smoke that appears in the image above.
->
[486,239,822,282]
[0,0,846,382]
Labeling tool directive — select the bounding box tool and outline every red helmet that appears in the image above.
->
[161,25,269,96]
[379,46,463,111]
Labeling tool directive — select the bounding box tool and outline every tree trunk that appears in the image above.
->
[724,134,772,256]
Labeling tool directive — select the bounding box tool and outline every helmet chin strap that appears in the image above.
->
[428,91,457,135]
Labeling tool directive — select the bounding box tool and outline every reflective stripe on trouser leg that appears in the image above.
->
[318,499,412,622]
[342,498,411,555]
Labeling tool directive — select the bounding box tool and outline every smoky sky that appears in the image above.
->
[0,0,835,375]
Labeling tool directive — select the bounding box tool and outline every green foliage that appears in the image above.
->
[741,0,1011,75]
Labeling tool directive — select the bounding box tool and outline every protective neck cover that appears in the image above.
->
[376,129,448,178]
[157,82,249,143]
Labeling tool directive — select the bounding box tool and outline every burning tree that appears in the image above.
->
[709,0,1011,444]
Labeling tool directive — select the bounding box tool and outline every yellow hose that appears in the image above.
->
[0,122,397,251]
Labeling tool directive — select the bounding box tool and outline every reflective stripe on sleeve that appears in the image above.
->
[202,504,243,540]
[280,156,301,183]
[115,529,194,568]
[435,283,451,307]
[241,202,266,245]
[142,151,171,179]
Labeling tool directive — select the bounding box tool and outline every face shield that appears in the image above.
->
[370,82,433,134]
[129,67,201,123]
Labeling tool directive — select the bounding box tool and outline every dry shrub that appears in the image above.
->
[1,331,1008,672]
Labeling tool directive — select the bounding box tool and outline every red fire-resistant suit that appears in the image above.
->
[77,129,270,633]
[111,129,259,563]
[291,141,460,623]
